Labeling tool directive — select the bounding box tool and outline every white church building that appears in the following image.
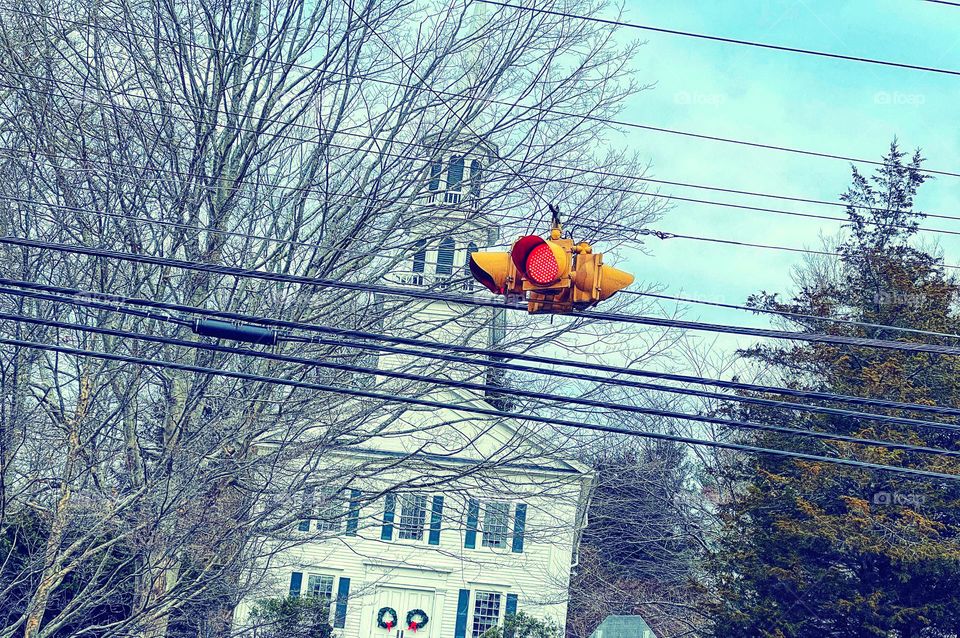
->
[239,137,593,638]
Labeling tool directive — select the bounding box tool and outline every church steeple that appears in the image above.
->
[376,133,508,386]
[392,133,499,294]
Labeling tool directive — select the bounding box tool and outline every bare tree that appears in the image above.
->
[0,0,664,635]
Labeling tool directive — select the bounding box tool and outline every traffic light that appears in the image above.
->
[469,251,521,295]
[571,250,635,308]
[510,233,572,292]
[510,230,574,314]
[468,220,633,314]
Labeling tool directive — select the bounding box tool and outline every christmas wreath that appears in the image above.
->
[376,606,399,630]
[406,608,429,631]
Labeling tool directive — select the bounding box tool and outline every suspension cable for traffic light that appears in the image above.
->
[5,179,958,349]
[7,3,960,181]
[477,1,960,77]
[4,282,959,435]
[636,229,960,271]
[1,327,958,483]
[9,153,960,271]
[4,276,958,420]
[8,234,960,356]
[7,74,960,233]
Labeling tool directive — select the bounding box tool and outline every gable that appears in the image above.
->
[350,386,589,476]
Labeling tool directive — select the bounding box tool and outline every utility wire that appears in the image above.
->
[7,132,960,244]
[644,230,960,271]
[8,142,960,266]
[6,309,960,458]
[339,1,550,212]
[7,173,959,349]
[1,331,957,482]
[7,4,960,180]
[628,290,960,341]
[8,234,960,355]
[478,1,960,77]
[4,282,959,434]
[7,75,960,230]
[2,276,959,419]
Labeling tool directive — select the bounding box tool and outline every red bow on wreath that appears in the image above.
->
[408,621,419,631]
[385,620,394,631]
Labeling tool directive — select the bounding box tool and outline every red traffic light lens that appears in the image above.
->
[525,243,560,284]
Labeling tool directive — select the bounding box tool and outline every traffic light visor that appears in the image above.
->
[469,251,513,294]
[511,235,567,285]
[598,265,634,300]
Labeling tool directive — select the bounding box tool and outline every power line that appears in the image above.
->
[13,308,960,457]
[628,290,960,341]
[7,132,960,266]
[478,1,960,77]
[8,74,960,232]
[340,1,550,213]
[6,4,960,181]
[9,132,960,245]
[646,230,960,271]
[8,308,960,458]
[5,282,958,434]
[9,168,958,345]
[7,233,960,355]
[5,274,958,418]
[0,193,509,263]
[5,277,959,420]
[0,331,957,482]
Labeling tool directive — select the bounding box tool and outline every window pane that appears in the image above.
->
[412,240,427,274]
[398,494,427,540]
[471,591,502,637]
[429,160,443,191]
[470,160,482,197]
[306,574,335,603]
[481,502,510,548]
[465,243,479,291]
[315,488,345,533]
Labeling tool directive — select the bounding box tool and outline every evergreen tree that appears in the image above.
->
[708,142,960,637]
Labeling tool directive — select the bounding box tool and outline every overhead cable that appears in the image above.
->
[0,333,957,482]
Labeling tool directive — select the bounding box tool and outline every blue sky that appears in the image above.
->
[607,0,960,358]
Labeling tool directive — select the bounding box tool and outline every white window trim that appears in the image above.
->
[302,570,343,623]
[480,501,511,549]
[395,493,429,543]
[467,587,510,638]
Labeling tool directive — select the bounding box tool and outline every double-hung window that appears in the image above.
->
[315,488,345,533]
[305,573,335,621]
[481,502,510,548]
[397,493,428,541]
[471,591,502,637]
[306,574,335,603]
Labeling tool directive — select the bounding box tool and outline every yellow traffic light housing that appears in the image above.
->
[467,217,633,314]
[511,231,572,293]
[572,251,635,308]
[469,251,521,295]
